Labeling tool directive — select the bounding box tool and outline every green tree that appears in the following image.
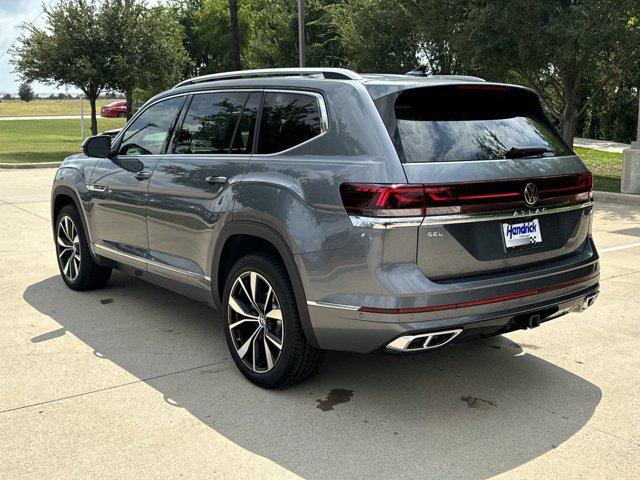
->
[11,0,117,135]
[246,0,345,68]
[229,0,241,70]
[18,83,35,102]
[107,1,191,117]
[329,0,420,72]
[452,0,640,147]
[181,0,250,75]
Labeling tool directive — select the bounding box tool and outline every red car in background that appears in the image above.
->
[100,101,127,118]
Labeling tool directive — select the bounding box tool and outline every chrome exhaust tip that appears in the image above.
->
[583,292,598,310]
[386,329,463,352]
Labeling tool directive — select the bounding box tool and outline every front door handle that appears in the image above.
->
[205,176,228,185]
[134,171,150,181]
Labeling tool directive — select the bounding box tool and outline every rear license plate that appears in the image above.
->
[502,218,543,251]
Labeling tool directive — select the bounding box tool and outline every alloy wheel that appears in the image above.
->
[227,271,284,373]
[56,216,81,282]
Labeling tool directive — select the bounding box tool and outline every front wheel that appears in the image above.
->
[55,204,112,291]
[222,254,325,388]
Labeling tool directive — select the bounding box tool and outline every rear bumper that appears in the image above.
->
[306,274,599,353]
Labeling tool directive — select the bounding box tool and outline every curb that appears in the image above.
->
[0,162,61,169]
[594,190,640,206]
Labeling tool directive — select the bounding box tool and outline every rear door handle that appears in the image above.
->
[205,176,228,185]
[134,171,150,181]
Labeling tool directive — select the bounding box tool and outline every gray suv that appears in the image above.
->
[51,68,599,388]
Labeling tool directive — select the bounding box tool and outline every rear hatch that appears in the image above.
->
[372,83,593,280]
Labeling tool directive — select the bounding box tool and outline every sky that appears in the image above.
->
[0,0,70,95]
[0,0,159,95]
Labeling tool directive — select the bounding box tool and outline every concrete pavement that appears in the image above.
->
[574,137,630,153]
[1,169,639,479]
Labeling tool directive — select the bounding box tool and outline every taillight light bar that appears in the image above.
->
[340,173,592,218]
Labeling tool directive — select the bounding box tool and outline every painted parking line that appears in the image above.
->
[599,241,640,254]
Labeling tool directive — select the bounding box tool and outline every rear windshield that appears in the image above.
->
[381,86,572,163]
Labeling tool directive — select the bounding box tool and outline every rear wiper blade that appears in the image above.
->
[505,146,554,159]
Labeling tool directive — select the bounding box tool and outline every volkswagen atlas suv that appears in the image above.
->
[51,68,599,388]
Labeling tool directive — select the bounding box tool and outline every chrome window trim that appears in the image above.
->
[111,89,262,155]
[112,88,328,158]
[94,243,211,282]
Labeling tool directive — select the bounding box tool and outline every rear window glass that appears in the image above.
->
[174,91,248,154]
[257,92,323,154]
[388,87,572,163]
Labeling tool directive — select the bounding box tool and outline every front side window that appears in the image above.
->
[174,92,248,154]
[257,92,324,154]
[118,96,184,156]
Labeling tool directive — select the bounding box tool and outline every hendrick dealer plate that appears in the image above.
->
[502,218,543,251]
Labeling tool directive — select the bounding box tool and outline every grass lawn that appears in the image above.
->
[574,147,622,193]
[0,98,121,117]
[0,118,126,163]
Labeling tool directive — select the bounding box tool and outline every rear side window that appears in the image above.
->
[257,92,324,154]
[118,96,184,155]
[386,86,572,163]
[174,92,248,154]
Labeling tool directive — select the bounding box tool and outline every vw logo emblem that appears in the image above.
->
[524,183,539,206]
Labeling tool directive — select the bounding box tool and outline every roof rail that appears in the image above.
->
[173,68,362,89]
[405,66,485,82]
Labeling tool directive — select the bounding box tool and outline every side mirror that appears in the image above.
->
[82,135,112,158]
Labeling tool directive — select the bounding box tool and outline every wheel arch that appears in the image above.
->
[212,220,320,348]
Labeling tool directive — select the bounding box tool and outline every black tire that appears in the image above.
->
[117,112,127,118]
[222,253,325,388]
[55,204,112,291]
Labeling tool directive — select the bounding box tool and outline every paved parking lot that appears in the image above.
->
[1,168,639,479]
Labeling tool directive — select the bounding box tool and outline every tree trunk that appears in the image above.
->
[228,0,241,70]
[88,94,98,136]
[125,90,134,120]
[560,72,581,149]
[561,106,577,149]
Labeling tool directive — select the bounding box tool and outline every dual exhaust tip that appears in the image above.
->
[386,329,463,352]
[387,292,598,352]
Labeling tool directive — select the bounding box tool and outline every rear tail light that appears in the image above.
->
[339,183,425,217]
[340,172,593,218]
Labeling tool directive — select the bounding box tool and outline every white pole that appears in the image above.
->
[79,93,85,140]
[298,0,305,68]
[633,91,640,149]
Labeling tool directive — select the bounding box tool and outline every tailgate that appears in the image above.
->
[374,83,593,280]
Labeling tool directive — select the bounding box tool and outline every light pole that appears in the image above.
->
[297,0,305,68]
[621,89,640,194]
[632,93,640,149]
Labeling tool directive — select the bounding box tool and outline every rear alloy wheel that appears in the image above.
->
[55,204,112,291]
[227,271,284,373]
[223,254,325,388]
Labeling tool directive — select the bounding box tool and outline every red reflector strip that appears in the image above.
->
[457,84,512,92]
[358,272,598,314]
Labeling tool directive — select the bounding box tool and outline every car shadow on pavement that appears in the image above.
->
[24,272,602,479]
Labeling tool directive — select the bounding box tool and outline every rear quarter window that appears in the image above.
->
[257,92,324,154]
